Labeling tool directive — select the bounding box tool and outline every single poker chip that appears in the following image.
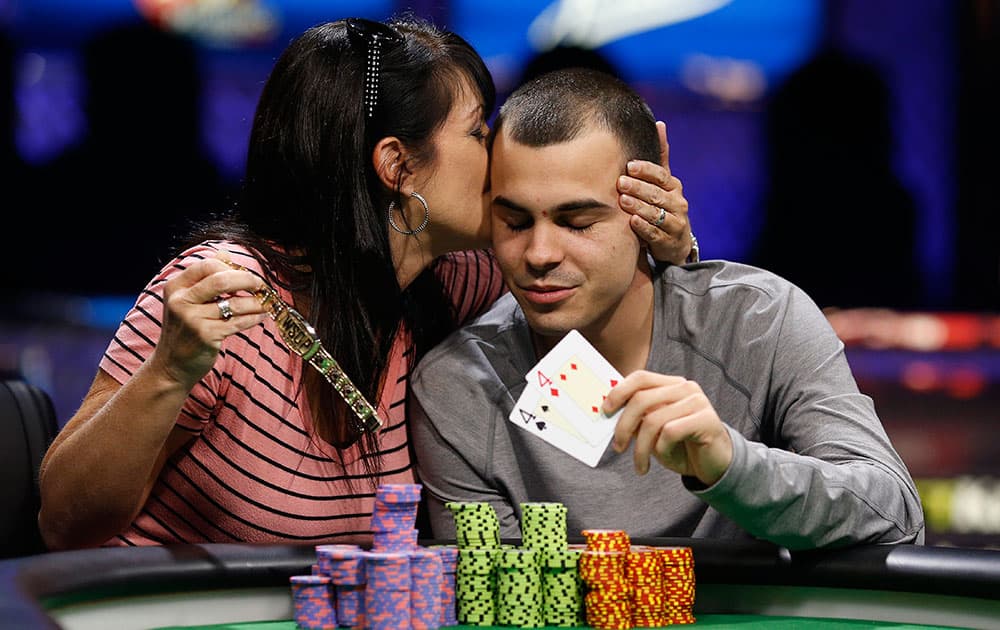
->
[541,548,582,569]
[290,574,332,588]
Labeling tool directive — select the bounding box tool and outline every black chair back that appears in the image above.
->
[0,380,59,559]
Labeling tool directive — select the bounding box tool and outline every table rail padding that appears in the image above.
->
[2,538,1000,628]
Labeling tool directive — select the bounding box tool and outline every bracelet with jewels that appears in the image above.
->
[224,260,382,437]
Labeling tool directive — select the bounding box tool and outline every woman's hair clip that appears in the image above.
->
[346,18,404,118]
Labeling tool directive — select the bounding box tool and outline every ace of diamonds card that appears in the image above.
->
[508,330,624,467]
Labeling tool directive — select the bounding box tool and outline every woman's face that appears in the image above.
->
[412,78,492,252]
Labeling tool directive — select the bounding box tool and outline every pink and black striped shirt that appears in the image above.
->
[99,241,504,546]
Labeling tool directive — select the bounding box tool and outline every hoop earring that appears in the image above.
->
[388,191,430,236]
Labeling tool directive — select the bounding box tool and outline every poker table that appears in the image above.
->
[2,538,999,630]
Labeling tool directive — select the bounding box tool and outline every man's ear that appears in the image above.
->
[372,136,413,194]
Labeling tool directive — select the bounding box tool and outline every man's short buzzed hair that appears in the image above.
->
[494,67,660,165]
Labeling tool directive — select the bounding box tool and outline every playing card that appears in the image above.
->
[525,329,623,446]
[508,384,611,467]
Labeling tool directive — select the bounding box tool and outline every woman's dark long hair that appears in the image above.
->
[185,16,495,476]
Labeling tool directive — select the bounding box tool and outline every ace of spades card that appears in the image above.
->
[508,383,611,468]
[507,330,624,467]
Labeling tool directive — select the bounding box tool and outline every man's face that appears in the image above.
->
[490,124,648,343]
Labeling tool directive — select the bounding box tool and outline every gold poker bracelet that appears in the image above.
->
[224,260,382,436]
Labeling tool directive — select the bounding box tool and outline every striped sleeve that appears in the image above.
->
[433,249,507,325]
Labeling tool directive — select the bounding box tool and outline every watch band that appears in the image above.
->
[225,260,382,437]
[686,232,700,264]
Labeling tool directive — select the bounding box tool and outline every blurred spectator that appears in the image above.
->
[750,48,921,310]
[20,20,232,297]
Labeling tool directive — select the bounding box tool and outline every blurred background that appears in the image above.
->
[0,0,997,547]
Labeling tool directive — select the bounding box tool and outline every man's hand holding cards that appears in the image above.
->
[602,371,734,485]
[508,330,623,467]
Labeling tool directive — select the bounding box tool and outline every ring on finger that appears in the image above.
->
[217,298,234,321]
[652,207,667,227]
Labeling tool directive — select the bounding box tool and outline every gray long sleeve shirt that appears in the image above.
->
[410,261,925,550]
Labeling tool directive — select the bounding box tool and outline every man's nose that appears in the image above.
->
[524,223,563,271]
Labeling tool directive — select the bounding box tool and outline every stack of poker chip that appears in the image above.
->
[447,502,502,626]
[409,548,446,629]
[429,544,459,626]
[520,502,568,551]
[368,483,447,629]
[290,575,336,629]
[579,550,630,630]
[455,547,498,625]
[495,548,542,627]
[371,483,423,552]
[540,548,584,627]
[448,501,501,548]
[291,483,453,630]
[520,502,583,627]
[625,546,669,627]
[364,552,412,630]
[321,545,367,627]
[657,546,696,624]
[579,529,633,630]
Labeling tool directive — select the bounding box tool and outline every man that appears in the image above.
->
[410,68,924,550]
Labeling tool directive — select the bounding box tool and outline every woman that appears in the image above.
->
[37,16,692,549]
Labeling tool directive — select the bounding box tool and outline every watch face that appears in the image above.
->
[275,307,319,358]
